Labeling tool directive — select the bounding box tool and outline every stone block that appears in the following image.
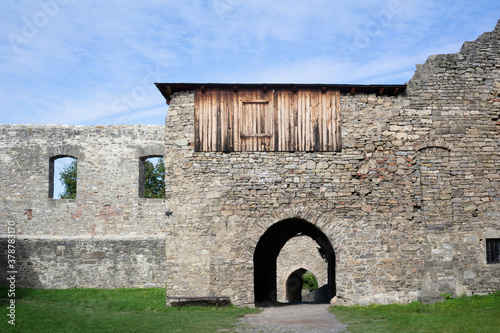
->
[330,296,346,306]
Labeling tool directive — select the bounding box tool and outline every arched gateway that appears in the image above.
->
[285,268,307,302]
[253,218,335,307]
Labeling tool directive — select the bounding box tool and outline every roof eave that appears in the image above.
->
[155,83,407,105]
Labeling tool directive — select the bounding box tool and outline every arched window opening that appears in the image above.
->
[49,156,77,199]
[139,156,165,198]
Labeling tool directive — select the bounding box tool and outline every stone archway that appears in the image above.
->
[285,268,306,302]
[276,235,328,303]
[253,218,335,307]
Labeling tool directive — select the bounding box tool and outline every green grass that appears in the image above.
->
[0,288,259,333]
[330,291,500,333]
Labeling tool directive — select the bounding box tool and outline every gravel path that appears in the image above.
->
[222,303,348,333]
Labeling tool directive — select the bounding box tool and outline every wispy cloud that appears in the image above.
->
[0,0,498,125]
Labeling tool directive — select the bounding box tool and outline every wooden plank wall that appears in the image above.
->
[194,88,341,152]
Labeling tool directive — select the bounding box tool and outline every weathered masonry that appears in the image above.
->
[1,20,500,307]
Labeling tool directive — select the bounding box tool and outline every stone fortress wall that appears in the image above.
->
[1,21,499,306]
[0,125,168,288]
[161,21,500,305]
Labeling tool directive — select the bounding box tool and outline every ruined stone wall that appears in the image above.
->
[402,20,500,302]
[0,125,168,288]
[163,21,500,306]
[0,125,166,236]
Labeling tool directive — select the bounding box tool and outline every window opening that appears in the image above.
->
[49,156,77,199]
[486,239,500,264]
[139,156,165,198]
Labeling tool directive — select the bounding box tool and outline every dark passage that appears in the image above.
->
[286,268,307,302]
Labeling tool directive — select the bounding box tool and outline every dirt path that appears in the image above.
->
[223,303,348,333]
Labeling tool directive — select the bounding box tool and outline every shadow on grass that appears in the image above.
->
[0,286,34,307]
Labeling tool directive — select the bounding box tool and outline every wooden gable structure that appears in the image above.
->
[155,83,406,152]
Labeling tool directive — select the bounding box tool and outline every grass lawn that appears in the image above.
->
[330,291,500,333]
[0,288,259,333]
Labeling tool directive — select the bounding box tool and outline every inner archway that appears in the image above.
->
[286,268,306,302]
[253,218,335,307]
[277,235,327,303]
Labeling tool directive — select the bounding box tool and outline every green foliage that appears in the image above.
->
[144,158,165,198]
[0,288,259,333]
[330,290,500,333]
[440,292,454,300]
[59,159,77,199]
[302,271,318,291]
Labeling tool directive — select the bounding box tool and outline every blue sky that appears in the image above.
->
[0,1,498,126]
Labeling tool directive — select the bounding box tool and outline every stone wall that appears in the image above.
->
[0,125,166,236]
[164,89,423,306]
[0,125,168,289]
[403,21,500,302]
[0,236,166,288]
[302,285,329,303]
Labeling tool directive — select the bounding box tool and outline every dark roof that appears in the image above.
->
[154,83,406,104]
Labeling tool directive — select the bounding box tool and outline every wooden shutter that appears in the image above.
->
[238,90,274,152]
